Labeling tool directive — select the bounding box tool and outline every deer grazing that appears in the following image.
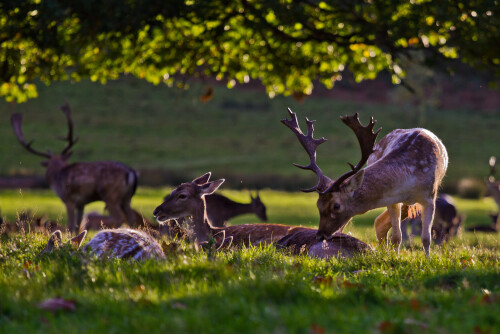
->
[376,194,464,245]
[205,193,267,227]
[11,103,138,234]
[467,156,500,233]
[282,108,448,255]
[41,228,166,260]
[153,173,368,258]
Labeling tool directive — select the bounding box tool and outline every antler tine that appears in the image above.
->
[10,113,51,159]
[322,113,381,193]
[281,107,331,192]
[59,103,79,155]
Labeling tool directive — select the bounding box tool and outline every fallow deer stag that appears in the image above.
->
[153,173,368,258]
[11,104,138,234]
[41,228,166,260]
[282,108,448,255]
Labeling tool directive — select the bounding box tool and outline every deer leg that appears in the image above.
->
[75,206,84,234]
[374,209,391,245]
[65,203,77,234]
[420,200,436,256]
[106,204,127,227]
[388,203,402,252]
[121,200,137,228]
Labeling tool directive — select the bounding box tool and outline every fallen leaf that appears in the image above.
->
[200,87,214,103]
[310,323,326,334]
[37,297,76,313]
[378,320,394,333]
[409,298,421,311]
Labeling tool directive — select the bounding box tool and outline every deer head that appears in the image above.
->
[153,173,225,247]
[250,193,268,222]
[282,108,381,240]
[11,103,79,173]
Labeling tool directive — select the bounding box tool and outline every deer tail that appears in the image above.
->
[127,170,138,197]
[407,204,423,219]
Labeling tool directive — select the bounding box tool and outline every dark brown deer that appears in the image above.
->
[182,192,267,227]
[153,173,368,258]
[282,108,448,255]
[11,104,138,234]
[466,214,498,233]
[41,228,166,260]
[376,194,464,245]
[485,156,500,226]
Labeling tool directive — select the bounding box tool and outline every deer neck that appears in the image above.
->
[226,202,255,217]
[45,158,67,193]
[189,202,214,245]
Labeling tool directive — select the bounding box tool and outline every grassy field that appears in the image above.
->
[1,77,499,190]
[0,79,499,333]
[0,188,499,333]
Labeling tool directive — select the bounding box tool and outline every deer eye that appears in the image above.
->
[177,194,187,200]
[333,203,341,210]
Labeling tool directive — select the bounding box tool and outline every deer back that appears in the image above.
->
[53,161,137,203]
[361,128,449,207]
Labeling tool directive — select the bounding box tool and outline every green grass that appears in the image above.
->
[1,189,499,333]
[1,78,499,190]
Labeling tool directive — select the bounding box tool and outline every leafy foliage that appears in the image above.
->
[1,0,498,102]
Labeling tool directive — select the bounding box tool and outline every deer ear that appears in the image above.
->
[193,172,211,184]
[42,230,63,253]
[70,230,87,249]
[342,169,365,193]
[199,179,225,196]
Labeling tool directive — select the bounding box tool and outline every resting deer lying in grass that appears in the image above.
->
[282,108,448,255]
[11,103,138,234]
[41,228,166,260]
[153,173,368,258]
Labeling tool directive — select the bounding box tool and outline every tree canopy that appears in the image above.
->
[1,0,498,102]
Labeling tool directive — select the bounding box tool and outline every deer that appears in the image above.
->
[376,194,464,245]
[485,156,500,225]
[467,157,500,233]
[170,192,267,229]
[205,192,267,227]
[40,228,166,260]
[11,103,138,234]
[281,108,448,255]
[153,173,369,258]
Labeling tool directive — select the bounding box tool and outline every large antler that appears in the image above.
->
[281,108,332,192]
[59,103,79,156]
[322,113,381,193]
[11,113,52,159]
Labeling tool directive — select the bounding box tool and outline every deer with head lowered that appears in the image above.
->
[153,173,368,258]
[282,108,448,255]
[11,104,138,234]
